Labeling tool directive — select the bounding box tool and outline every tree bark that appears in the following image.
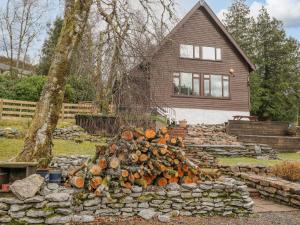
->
[15,0,92,162]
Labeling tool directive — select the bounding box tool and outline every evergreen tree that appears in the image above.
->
[252,7,300,121]
[37,17,63,75]
[223,0,254,57]
[225,2,300,122]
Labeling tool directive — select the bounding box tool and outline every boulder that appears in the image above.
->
[10,174,44,200]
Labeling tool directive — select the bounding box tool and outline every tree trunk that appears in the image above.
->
[15,0,92,163]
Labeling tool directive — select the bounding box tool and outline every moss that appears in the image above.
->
[43,206,55,212]
[73,192,88,206]
[8,220,28,225]
[138,194,154,202]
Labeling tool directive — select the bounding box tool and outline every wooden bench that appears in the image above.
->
[233,115,258,121]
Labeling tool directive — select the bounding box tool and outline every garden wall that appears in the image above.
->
[187,143,277,159]
[0,178,253,224]
[237,173,300,208]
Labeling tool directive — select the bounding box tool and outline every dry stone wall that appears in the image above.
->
[237,173,300,208]
[187,143,277,159]
[0,178,253,224]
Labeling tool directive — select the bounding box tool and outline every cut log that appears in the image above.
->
[109,157,120,169]
[109,144,118,154]
[168,177,179,184]
[157,177,168,187]
[89,165,102,176]
[68,163,87,176]
[182,176,193,184]
[130,153,139,163]
[139,154,148,162]
[70,176,85,189]
[121,130,134,141]
[145,129,156,140]
[121,170,129,178]
[121,181,132,189]
[98,158,107,169]
[90,176,102,189]
[160,127,168,135]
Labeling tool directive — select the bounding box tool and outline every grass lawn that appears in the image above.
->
[0,138,97,161]
[219,153,300,166]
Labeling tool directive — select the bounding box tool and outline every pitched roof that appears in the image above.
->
[151,0,255,72]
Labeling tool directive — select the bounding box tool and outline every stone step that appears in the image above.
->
[248,187,260,198]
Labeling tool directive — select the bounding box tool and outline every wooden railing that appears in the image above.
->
[0,99,94,120]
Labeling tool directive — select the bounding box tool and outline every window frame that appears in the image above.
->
[179,44,222,61]
[172,72,231,99]
[203,74,230,98]
[173,72,201,97]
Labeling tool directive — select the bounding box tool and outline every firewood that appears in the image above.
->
[110,144,118,154]
[68,163,87,176]
[134,179,147,188]
[95,176,110,196]
[168,177,179,183]
[160,127,168,135]
[157,177,168,187]
[133,172,141,179]
[121,181,132,189]
[98,158,107,169]
[90,176,102,189]
[130,153,139,163]
[89,165,102,176]
[121,170,129,178]
[121,130,134,141]
[109,157,120,169]
[139,154,148,162]
[159,147,167,155]
[145,129,156,140]
[70,176,85,189]
[182,176,193,184]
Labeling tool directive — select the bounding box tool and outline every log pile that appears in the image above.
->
[66,127,219,193]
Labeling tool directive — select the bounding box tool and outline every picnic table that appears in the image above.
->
[233,115,258,121]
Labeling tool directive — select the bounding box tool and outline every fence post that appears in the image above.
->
[0,99,3,120]
[62,103,65,121]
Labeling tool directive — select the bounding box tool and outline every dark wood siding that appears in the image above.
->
[149,8,250,112]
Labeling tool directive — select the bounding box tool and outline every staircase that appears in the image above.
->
[152,105,176,124]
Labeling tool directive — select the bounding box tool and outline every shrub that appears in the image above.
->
[271,161,300,182]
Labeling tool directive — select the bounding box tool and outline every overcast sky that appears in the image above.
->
[0,0,299,62]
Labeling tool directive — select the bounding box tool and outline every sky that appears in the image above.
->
[178,0,300,41]
[0,0,300,62]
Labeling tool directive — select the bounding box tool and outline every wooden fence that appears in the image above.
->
[0,99,94,120]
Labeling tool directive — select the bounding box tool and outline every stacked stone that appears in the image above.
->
[185,150,218,168]
[0,183,94,224]
[218,165,271,176]
[0,178,253,224]
[53,125,99,142]
[0,127,23,139]
[187,144,277,159]
[238,173,300,208]
[186,124,239,145]
[50,155,89,179]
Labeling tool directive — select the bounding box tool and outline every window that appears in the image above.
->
[180,44,200,59]
[202,47,222,61]
[204,74,229,97]
[173,72,200,96]
[180,45,193,58]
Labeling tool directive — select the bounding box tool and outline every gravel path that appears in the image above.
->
[87,212,300,225]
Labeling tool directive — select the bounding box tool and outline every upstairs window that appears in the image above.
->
[202,47,222,61]
[204,74,229,97]
[173,72,200,96]
[180,44,200,59]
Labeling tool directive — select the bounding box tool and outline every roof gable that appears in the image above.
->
[152,0,255,72]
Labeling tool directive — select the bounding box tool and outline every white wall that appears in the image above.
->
[174,108,250,125]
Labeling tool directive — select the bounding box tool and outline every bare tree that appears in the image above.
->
[15,0,93,162]
[0,0,44,73]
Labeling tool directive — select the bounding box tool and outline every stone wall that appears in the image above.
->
[218,165,271,176]
[0,127,23,139]
[187,143,277,159]
[0,178,253,224]
[50,156,89,180]
[53,126,100,142]
[237,173,300,208]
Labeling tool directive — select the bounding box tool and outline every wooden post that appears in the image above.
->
[0,99,3,120]
[62,103,65,121]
